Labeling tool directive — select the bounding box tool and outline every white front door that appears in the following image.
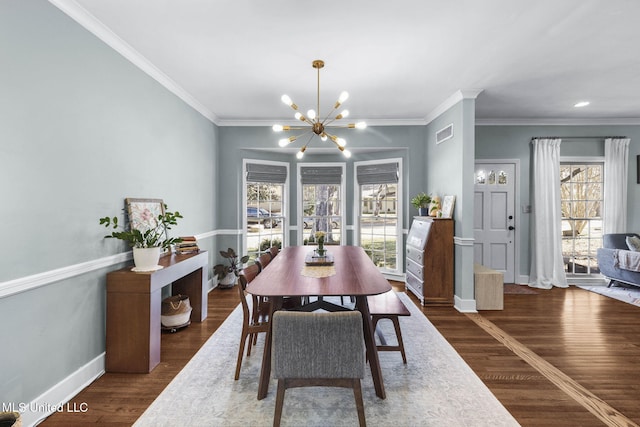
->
[474,162,516,283]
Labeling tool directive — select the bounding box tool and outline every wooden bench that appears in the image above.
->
[474,263,504,310]
[367,290,411,363]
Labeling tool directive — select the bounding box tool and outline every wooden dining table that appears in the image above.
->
[246,245,392,400]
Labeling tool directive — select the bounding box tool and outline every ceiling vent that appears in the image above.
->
[436,124,454,144]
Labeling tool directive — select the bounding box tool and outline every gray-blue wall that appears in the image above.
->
[476,124,640,280]
[0,0,217,410]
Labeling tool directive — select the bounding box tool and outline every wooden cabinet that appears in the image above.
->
[405,217,453,306]
[106,251,208,373]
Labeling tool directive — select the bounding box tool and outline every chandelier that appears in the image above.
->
[273,59,366,159]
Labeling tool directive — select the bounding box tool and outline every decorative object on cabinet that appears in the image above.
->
[99,199,183,271]
[175,236,200,254]
[410,192,432,216]
[405,217,453,306]
[441,195,456,218]
[214,248,250,289]
[429,195,441,217]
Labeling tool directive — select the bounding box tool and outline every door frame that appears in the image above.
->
[474,159,522,284]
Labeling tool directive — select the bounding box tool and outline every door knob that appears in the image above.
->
[508,226,515,230]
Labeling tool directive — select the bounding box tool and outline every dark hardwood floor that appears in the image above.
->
[42,282,640,426]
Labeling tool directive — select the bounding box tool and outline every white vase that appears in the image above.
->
[218,272,237,288]
[133,247,162,272]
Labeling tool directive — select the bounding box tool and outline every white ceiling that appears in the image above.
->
[53,0,640,126]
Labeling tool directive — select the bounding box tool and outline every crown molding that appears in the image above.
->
[476,117,640,126]
[215,118,429,127]
[424,89,483,125]
[49,0,220,125]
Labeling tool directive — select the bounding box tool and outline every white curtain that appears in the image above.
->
[603,138,630,234]
[529,138,568,289]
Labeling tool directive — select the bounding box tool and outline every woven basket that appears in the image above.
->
[161,294,192,327]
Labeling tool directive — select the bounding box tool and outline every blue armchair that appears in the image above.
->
[596,233,640,288]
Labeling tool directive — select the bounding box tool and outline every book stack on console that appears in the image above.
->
[175,236,199,254]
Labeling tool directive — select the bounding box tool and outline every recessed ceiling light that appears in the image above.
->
[574,101,590,108]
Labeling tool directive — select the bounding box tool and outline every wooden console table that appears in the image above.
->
[106,251,208,373]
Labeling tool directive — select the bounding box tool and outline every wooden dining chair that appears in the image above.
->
[269,245,279,259]
[256,252,272,272]
[271,311,366,427]
[256,250,301,309]
[234,264,270,380]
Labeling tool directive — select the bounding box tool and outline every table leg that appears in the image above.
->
[355,295,386,399]
[257,296,283,400]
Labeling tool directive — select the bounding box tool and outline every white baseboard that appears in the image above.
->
[23,353,105,426]
[454,295,477,313]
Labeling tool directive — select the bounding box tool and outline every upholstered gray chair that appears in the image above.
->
[271,311,366,427]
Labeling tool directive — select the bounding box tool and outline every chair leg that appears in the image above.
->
[391,317,407,364]
[247,332,254,357]
[352,378,366,427]
[234,331,248,380]
[273,379,286,427]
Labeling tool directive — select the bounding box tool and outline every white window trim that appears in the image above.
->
[296,162,346,246]
[353,158,403,277]
[559,156,605,279]
[242,158,289,253]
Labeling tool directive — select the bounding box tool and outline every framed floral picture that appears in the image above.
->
[441,195,456,218]
[125,198,165,232]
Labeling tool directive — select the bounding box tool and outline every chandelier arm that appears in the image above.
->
[322,115,347,127]
[324,124,351,128]
[294,129,314,140]
[281,129,314,146]
[320,106,340,125]
[295,113,314,125]
[303,133,315,148]
[323,131,341,145]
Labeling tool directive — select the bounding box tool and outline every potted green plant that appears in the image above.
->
[315,231,326,256]
[99,204,183,271]
[411,192,432,216]
[214,248,250,289]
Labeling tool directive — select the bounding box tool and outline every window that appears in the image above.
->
[298,164,344,246]
[355,160,402,274]
[244,161,287,262]
[560,161,603,275]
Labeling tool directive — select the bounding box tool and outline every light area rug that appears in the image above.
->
[578,283,640,307]
[134,293,519,427]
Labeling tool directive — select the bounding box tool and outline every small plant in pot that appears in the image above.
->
[411,192,432,216]
[99,204,183,272]
[214,248,249,289]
